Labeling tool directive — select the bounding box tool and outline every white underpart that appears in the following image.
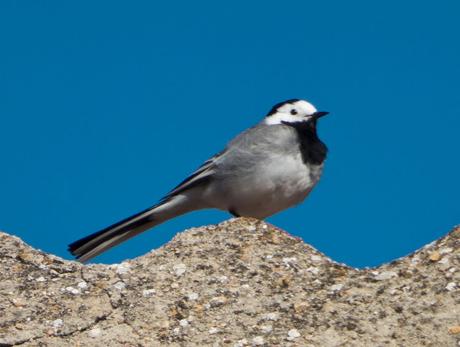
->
[265,100,318,125]
[207,152,323,219]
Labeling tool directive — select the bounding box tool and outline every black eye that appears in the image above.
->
[290,109,298,115]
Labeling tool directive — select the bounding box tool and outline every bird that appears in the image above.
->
[68,99,329,262]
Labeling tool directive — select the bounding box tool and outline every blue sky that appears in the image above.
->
[1,1,459,268]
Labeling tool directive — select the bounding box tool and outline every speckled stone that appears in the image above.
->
[0,218,459,346]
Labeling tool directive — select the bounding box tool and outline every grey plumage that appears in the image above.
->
[69,99,329,262]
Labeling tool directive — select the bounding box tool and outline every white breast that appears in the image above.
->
[209,152,323,219]
[263,152,322,202]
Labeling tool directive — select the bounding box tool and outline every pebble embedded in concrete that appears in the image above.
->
[187,292,199,301]
[252,336,264,346]
[65,286,80,295]
[115,263,131,275]
[329,283,344,292]
[234,338,248,347]
[77,281,88,289]
[374,271,398,281]
[113,281,126,291]
[88,327,102,338]
[51,319,63,329]
[446,282,457,291]
[287,328,301,340]
[142,288,156,297]
[260,325,273,333]
[263,312,279,321]
[173,263,187,277]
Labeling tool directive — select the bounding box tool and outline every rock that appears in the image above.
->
[51,319,63,329]
[446,282,457,291]
[77,281,88,289]
[0,218,459,346]
[87,327,102,338]
[252,336,264,346]
[65,286,80,295]
[209,327,219,334]
[142,288,156,297]
[259,324,272,334]
[373,270,398,281]
[114,262,131,275]
[329,283,344,292]
[287,328,301,340]
[187,292,199,301]
[112,281,126,291]
[173,263,187,277]
[262,312,279,321]
[449,326,460,335]
[429,250,441,261]
[234,338,248,347]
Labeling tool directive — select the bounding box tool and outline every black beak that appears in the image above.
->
[311,111,329,119]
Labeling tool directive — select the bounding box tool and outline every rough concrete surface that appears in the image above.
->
[0,218,459,346]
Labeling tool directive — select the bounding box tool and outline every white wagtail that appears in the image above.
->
[69,99,329,262]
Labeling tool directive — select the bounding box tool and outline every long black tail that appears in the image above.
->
[68,205,160,262]
[69,188,208,262]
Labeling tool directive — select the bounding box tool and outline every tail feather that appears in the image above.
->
[68,205,158,262]
[68,194,204,262]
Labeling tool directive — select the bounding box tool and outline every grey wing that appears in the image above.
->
[215,124,290,172]
[162,124,278,200]
[159,151,225,201]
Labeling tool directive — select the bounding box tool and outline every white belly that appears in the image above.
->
[208,153,323,219]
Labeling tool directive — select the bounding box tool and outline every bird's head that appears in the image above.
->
[264,99,328,127]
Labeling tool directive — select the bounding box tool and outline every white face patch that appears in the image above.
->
[264,100,318,125]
